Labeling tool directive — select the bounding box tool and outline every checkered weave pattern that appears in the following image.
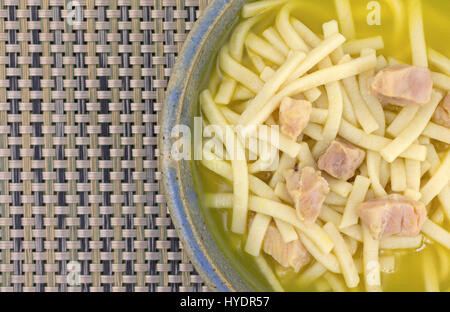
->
[0,0,209,292]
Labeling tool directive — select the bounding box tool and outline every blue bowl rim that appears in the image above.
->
[159,0,239,292]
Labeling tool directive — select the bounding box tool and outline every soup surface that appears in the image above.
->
[193,0,450,292]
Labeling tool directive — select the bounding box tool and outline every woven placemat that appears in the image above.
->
[0,0,210,292]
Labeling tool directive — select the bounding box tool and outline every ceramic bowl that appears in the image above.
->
[159,0,256,292]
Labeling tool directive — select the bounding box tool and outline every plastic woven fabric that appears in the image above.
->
[0,0,210,292]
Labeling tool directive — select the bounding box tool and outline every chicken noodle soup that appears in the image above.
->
[194,0,450,292]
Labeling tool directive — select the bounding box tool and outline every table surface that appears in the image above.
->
[0,0,211,292]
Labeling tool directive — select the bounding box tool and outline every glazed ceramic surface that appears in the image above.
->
[160,0,251,292]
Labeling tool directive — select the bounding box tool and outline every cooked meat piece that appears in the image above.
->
[279,97,312,140]
[317,140,366,181]
[283,167,329,222]
[263,223,311,272]
[370,65,433,106]
[432,93,450,128]
[357,194,427,240]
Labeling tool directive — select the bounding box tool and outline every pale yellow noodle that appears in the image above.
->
[239,51,306,124]
[390,158,407,192]
[229,14,266,62]
[334,0,356,40]
[245,213,272,256]
[201,90,249,234]
[340,175,371,229]
[421,150,450,205]
[249,196,334,253]
[324,222,360,288]
[343,36,384,55]
[262,26,290,56]
[219,46,264,93]
[276,2,309,51]
[245,32,286,66]
[338,120,427,161]
[362,225,382,292]
[431,72,450,91]
[428,47,450,76]
[408,0,428,67]
[243,54,377,129]
[241,0,288,18]
[215,77,237,105]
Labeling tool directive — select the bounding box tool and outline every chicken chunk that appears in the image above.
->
[263,223,311,273]
[357,194,426,240]
[279,97,312,140]
[370,65,433,106]
[318,140,365,181]
[432,93,450,128]
[283,167,329,222]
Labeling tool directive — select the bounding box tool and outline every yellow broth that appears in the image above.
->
[193,0,450,292]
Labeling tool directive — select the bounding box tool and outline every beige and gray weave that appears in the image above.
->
[0,0,209,292]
